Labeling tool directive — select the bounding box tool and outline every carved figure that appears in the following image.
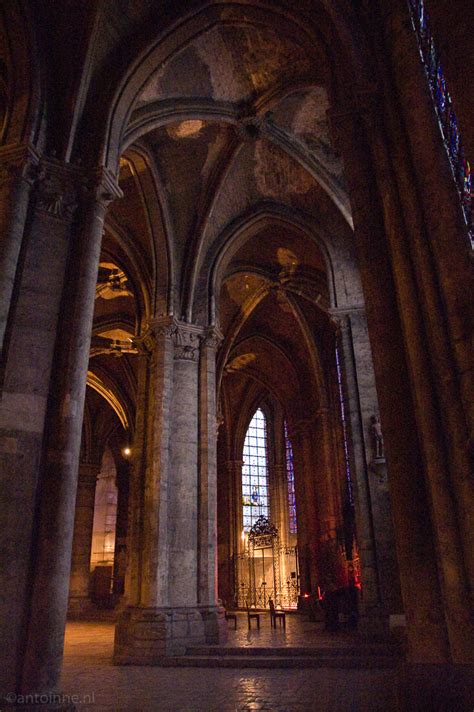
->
[370,415,384,458]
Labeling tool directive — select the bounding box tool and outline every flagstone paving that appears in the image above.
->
[60,617,400,711]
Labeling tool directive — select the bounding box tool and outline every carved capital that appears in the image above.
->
[171,321,204,362]
[202,325,224,351]
[83,166,122,209]
[36,159,81,222]
[135,318,205,361]
[0,143,40,189]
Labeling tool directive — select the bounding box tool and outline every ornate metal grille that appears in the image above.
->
[235,517,299,609]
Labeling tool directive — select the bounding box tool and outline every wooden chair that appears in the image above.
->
[224,609,238,629]
[269,598,286,628]
[221,599,237,629]
[246,605,260,629]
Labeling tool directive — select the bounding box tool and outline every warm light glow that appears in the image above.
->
[123,447,131,457]
[167,120,204,139]
[86,371,129,429]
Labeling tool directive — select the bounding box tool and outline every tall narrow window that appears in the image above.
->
[284,422,297,535]
[242,409,269,531]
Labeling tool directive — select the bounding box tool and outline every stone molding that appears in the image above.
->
[137,318,213,362]
[202,325,224,351]
[34,158,121,223]
[171,321,204,362]
[36,160,80,221]
[0,142,40,188]
[83,165,123,209]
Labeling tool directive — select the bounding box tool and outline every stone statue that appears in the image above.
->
[370,415,384,458]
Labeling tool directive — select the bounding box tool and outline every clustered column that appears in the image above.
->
[114,319,226,664]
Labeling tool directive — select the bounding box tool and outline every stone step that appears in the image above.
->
[157,654,399,670]
[186,645,401,658]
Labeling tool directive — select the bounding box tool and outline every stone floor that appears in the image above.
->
[60,615,400,711]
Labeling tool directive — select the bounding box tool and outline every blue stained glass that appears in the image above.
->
[284,421,297,535]
[409,0,473,248]
[242,409,269,531]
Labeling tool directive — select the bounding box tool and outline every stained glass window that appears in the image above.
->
[409,0,473,248]
[284,422,297,535]
[242,409,269,531]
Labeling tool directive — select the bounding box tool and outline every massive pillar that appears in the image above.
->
[68,461,101,617]
[0,156,120,698]
[114,319,225,665]
[0,143,39,354]
[330,31,473,697]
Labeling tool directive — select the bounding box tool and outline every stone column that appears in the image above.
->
[312,409,347,592]
[115,319,224,664]
[167,322,202,607]
[113,461,130,597]
[271,463,288,544]
[290,423,314,596]
[336,311,402,624]
[329,104,451,661]
[218,459,243,606]
[198,327,227,641]
[19,164,121,696]
[0,142,39,354]
[0,158,85,697]
[68,461,101,617]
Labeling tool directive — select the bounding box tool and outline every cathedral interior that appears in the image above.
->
[0,1,473,710]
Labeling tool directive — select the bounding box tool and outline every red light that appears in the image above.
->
[303,593,309,598]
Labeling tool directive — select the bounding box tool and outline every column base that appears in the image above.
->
[113,606,206,664]
[199,605,228,645]
[397,663,474,711]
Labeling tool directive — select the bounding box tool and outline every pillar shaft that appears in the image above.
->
[168,323,202,607]
[330,104,451,661]
[113,462,130,597]
[336,311,402,616]
[198,328,223,607]
[0,143,39,354]
[0,158,85,696]
[290,424,315,595]
[19,164,121,694]
[68,462,101,610]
